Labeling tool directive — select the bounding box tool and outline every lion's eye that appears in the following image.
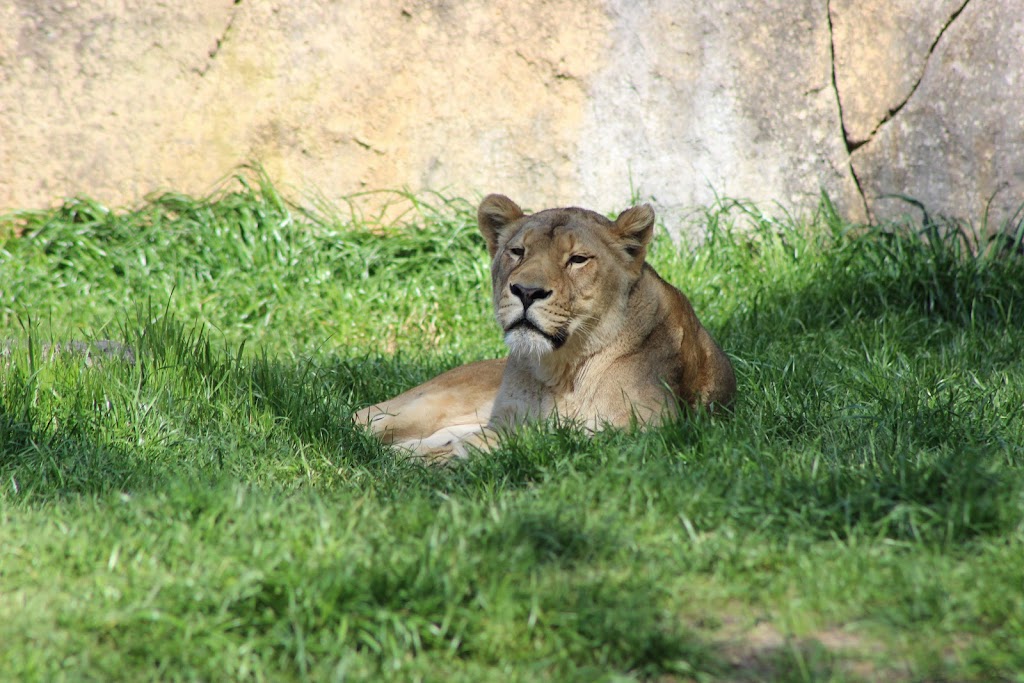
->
[509,247,525,258]
[567,254,590,266]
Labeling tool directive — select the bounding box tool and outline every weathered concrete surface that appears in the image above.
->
[0,1,239,206]
[849,0,1024,228]
[1,1,1021,233]
[580,0,865,225]
[1,1,613,218]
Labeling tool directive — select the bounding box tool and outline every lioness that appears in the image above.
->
[353,194,736,462]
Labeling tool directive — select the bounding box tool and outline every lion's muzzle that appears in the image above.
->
[509,283,552,309]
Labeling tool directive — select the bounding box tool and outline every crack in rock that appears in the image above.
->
[845,0,972,151]
[829,0,973,222]
[194,1,243,77]
[826,0,870,220]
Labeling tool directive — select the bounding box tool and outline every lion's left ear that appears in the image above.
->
[612,204,656,260]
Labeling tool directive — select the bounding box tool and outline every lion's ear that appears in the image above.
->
[478,194,525,258]
[612,203,655,260]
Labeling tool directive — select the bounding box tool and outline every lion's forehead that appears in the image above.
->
[510,213,612,256]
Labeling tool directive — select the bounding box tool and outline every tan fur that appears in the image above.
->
[352,195,736,463]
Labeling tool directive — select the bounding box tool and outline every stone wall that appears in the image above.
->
[1,0,1021,235]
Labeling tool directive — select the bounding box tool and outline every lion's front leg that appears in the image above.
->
[395,425,500,466]
[352,358,505,460]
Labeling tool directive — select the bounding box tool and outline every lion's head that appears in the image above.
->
[477,194,656,361]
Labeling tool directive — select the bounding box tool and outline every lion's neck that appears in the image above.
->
[527,266,665,390]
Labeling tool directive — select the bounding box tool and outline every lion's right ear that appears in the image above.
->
[478,194,525,258]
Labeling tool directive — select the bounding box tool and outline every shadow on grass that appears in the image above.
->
[335,359,1022,551]
[698,202,1024,545]
[94,479,843,681]
[3,322,993,680]
[725,199,1024,341]
[0,394,168,502]
[6,206,1023,549]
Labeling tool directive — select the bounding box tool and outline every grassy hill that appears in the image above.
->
[2,179,1022,681]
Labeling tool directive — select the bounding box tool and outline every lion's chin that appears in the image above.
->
[504,326,556,359]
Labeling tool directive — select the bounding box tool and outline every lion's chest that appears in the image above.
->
[490,361,669,429]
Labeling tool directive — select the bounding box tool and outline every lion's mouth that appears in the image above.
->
[506,318,568,349]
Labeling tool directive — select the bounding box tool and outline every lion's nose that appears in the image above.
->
[510,283,552,309]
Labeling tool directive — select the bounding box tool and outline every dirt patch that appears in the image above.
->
[698,610,914,682]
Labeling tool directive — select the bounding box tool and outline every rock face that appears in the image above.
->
[1,0,1021,235]
[579,0,865,224]
[843,0,1024,229]
[830,0,968,147]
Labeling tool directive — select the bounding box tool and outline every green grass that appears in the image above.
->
[2,176,1023,682]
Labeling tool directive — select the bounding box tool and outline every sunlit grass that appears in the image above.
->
[1,178,1022,681]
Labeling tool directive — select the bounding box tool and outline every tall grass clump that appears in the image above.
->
[1,178,1023,682]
